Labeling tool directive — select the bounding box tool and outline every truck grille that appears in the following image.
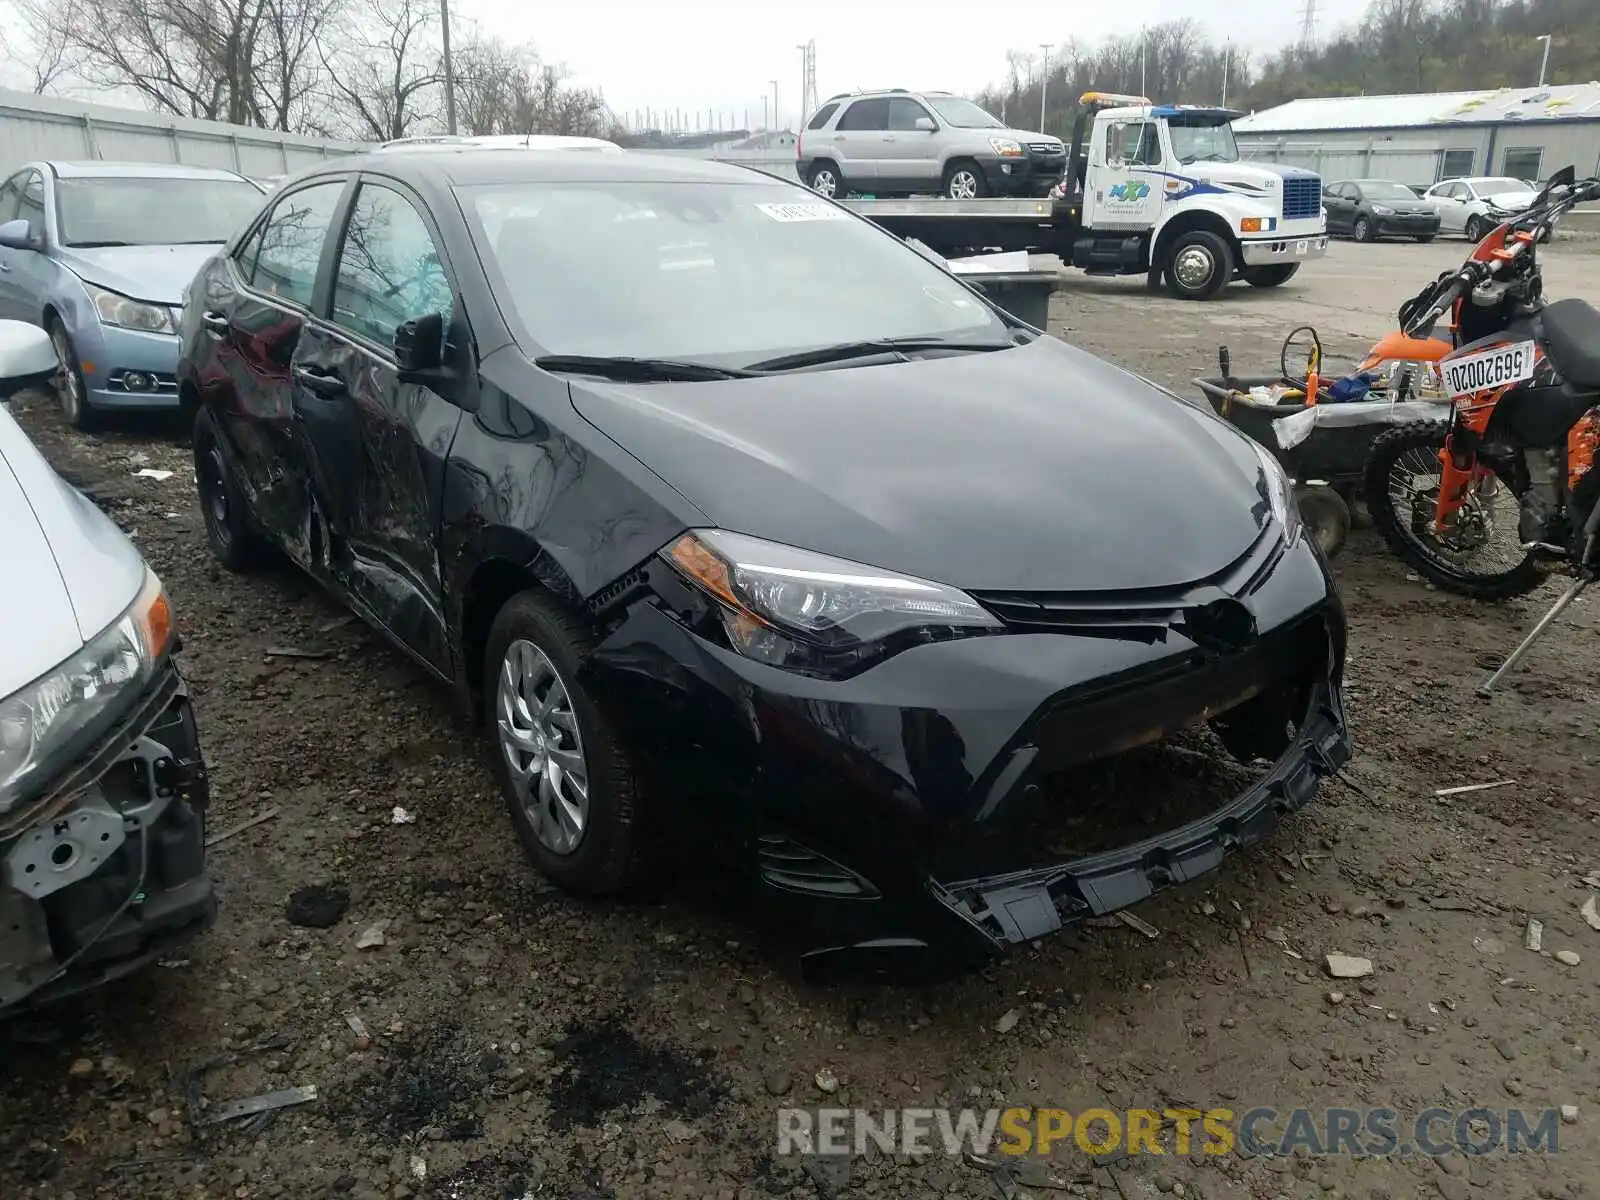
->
[1282,174,1322,220]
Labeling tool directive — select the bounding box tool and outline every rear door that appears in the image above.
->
[200,177,351,550]
[831,98,889,185]
[291,175,462,675]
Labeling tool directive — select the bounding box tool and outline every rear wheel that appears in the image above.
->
[806,161,842,198]
[1164,231,1234,301]
[1364,420,1543,600]
[1353,215,1375,242]
[1243,263,1300,289]
[1414,234,1436,243]
[943,160,987,200]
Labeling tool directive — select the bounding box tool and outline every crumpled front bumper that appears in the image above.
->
[1,661,216,1014]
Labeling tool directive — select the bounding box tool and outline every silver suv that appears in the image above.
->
[797,89,1066,200]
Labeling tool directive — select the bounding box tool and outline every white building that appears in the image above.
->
[1233,83,1600,188]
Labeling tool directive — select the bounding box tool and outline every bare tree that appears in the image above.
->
[318,0,443,141]
[450,31,535,135]
[10,0,86,94]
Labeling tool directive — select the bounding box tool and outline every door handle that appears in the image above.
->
[292,364,347,397]
[0,262,10,272]
[201,311,230,338]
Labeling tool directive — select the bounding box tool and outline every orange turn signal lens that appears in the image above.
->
[667,534,739,608]
[1240,218,1264,233]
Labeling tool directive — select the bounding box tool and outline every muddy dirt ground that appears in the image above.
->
[5,236,1600,1200]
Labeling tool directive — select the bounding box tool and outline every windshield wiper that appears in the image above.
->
[534,354,755,382]
[744,336,1020,373]
[67,240,134,248]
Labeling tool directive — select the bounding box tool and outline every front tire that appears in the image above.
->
[1364,420,1543,600]
[943,159,988,200]
[193,406,269,572]
[485,589,647,897]
[47,316,97,431]
[1353,216,1375,243]
[1243,263,1300,289]
[1414,234,1436,244]
[1297,484,1350,558]
[1465,215,1487,243]
[1165,230,1234,301]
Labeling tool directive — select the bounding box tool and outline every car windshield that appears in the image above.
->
[1167,119,1239,164]
[1472,177,1528,195]
[55,176,263,247]
[925,97,1006,129]
[1360,182,1418,201]
[462,180,1010,364]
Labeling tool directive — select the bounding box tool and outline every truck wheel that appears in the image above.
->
[1164,231,1234,301]
[943,160,988,200]
[807,161,843,198]
[1243,263,1300,288]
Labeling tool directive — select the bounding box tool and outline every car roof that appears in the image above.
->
[43,160,251,181]
[297,149,771,188]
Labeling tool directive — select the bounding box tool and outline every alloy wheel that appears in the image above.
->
[948,170,979,199]
[50,325,81,423]
[496,638,590,856]
[810,168,838,198]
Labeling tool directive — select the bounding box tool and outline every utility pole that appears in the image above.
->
[1222,42,1232,108]
[771,80,780,132]
[440,0,457,134]
[761,96,768,130]
[1537,34,1552,86]
[1140,29,1147,97]
[1038,43,1051,132]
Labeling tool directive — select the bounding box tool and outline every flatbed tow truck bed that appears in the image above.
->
[839,197,1076,258]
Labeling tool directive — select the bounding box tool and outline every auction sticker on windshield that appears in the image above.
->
[756,202,849,222]
[1443,341,1538,398]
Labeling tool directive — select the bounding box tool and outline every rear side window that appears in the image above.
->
[837,99,889,131]
[806,103,839,130]
[330,182,452,348]
[250,180,346,309]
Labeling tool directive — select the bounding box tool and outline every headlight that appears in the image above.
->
[662,530,1000,677]
[1371,205,1393,215]
[84,282,178,334]
[0,568,173,813]
[988,137,1024,158]
[1250,442,1303,548]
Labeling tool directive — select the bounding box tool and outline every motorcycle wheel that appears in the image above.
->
[1364,420,1544,600]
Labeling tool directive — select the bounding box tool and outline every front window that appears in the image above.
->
[1166,119,1239,165]
[462,180,1008,364]
[1359,182,1418,202]
[55,176,264,248]
[1472,176,1529,196]
[924,97,1006,129]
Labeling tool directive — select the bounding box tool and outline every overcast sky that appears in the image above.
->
[453,0,1374,128]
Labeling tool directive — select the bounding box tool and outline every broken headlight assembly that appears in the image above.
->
[0,568,173,814]
[1250,441,1303,548]
[663,529,1001,678]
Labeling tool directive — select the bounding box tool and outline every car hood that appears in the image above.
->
[0,407,146,690]
[55,243,220,306]
[997,127,1063,149]
[566,337,1272,593]
[1482,190,1536,212]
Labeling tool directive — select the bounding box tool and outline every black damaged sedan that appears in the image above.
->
[177,150,1350,977]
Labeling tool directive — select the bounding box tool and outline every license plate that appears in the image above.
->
[1295,240,1309,255]
[1443,341,1538,398]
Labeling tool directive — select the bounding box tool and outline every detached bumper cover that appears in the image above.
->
[0,661,215,1013]
[938,678,1349,948]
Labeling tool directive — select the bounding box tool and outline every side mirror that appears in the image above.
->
[393,311,444,373]
[0,218,39,252]
[914,116,936,133]
[0,319,60,398]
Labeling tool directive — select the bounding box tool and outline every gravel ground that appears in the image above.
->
[4,237,1600,1200]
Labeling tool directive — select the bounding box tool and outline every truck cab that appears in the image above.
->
[1063,93,1328,299]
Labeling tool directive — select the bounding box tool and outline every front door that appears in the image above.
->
[1324,183,1356,233]
[880,97,941,192]
[292,176,462,676]
[830,98,888,188]
[1086,119,1164,230]
[0,172,33,320]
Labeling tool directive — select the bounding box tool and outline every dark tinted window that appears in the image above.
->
[806,102,839,130]
[887,99,933,131]
[250,181,345,308]
[330,183,451,348]
[836,99,889,131]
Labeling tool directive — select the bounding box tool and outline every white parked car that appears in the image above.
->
[1422,176,1547,240]
[0,320,215,1014]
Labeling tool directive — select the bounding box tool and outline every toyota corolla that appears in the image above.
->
[176,149,1350,977]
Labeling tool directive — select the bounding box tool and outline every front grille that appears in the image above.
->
[1027,143,1063,155]
[1282,174,1323,220]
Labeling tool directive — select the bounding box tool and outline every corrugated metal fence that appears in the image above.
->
[0,88,367,177]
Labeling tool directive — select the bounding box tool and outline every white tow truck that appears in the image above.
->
[840,92,1329,300]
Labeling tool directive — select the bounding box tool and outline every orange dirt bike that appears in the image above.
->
[1360,166,1600,690]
